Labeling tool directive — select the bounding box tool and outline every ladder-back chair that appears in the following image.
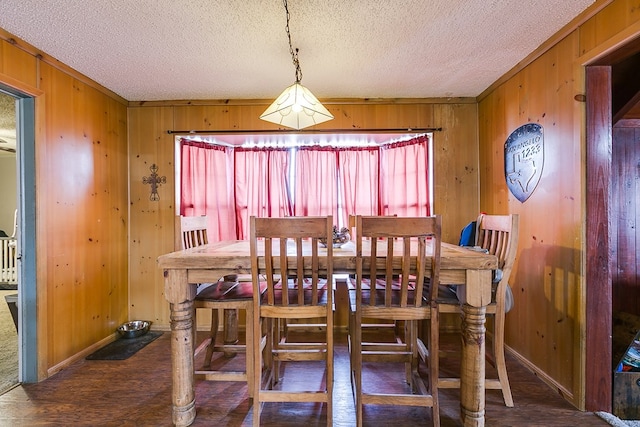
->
[435,213,519,407]
[250,216,334,426]
[348,215,441,427]
[178,215,256,397]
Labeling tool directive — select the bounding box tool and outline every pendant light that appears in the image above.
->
[260,0,333,130]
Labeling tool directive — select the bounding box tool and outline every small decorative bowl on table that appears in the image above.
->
[117,320,151,339]
[319,226,351,248]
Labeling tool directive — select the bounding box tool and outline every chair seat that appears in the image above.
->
[349,277,436,307]
[263,283,329,306]
[431,284,513,315]
[196,280,254,301]
[348,287,423,308]
[274,278,329,289]
[434,284,461,304]
[346,276,418,290]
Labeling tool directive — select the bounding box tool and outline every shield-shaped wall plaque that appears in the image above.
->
[504,123,544,203]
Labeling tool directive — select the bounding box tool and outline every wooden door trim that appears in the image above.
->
[585,65,613,412]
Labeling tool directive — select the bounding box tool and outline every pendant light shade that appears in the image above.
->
[260,82,334,130]
[260,0,333,130]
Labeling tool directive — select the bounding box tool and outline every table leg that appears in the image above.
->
[164,269,197,427]
[460,303,486,427]
[459,269,491,427]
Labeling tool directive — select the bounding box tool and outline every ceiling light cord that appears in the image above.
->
[260,0,334,129]
[283,0,302,84]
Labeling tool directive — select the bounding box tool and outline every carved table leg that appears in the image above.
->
[164,269,197,427]
[459,268,491,427]
[460,303,486,427]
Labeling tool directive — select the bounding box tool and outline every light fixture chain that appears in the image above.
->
[283,0,302,83]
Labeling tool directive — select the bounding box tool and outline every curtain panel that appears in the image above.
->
[380,134,431,217]
[234,147,292,240]
[293,147,338,218]
[337,146,380,227]
[180,140,237,241]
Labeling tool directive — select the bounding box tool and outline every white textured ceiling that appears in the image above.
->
[0,0,596,155]
[0,0,596,102]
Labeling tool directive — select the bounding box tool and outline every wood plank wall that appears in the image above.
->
[612,125,640,314]
[0,30,129,379]
[479,31,585,407]
[477,0,640,410]
[128,100,480,331]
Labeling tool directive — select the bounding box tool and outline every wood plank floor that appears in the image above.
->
[0,330,609,426]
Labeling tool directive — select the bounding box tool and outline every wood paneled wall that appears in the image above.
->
[479,32,585,407]
[127,100,480,329]
[612,125,640,314]
[0,31,129,379]
[478,0,640,410]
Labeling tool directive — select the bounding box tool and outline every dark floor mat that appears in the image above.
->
[86,331,163,360]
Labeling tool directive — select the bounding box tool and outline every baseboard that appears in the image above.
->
[47,333,117,377]
[505,343,576,406]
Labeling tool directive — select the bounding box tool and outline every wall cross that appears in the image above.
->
[142,164,166,201]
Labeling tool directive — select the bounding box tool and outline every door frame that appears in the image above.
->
[584,65,613,412]
[0,79,39,383]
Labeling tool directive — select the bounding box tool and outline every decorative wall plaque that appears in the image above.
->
[504,123,544,203]
[142,164,166,201]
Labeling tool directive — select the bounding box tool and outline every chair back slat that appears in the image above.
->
[355,215,441,309]
[476,214,518,272]
[264,238,275,304]
[179,216,209,249]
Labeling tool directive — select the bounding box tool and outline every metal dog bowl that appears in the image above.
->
[117,320,150,339]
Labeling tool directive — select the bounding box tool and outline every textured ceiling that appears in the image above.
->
[0,0,596,101]
[0,0,596,154]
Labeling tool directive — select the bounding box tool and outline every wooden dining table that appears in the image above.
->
[158,239,497,427]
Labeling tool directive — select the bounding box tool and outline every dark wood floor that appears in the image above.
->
[0,330,609,426]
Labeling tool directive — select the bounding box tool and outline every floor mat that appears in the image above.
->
[596,411,640,427]
[86,331,163,360]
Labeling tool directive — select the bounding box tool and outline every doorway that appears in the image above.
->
[584,37,640,411]
[0,91,18,393]
[0,84,38,386]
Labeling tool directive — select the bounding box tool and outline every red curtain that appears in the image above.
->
[379,135,431,217]
[337,146,379,227]
[234,147,292,239]
[293,147,338,218]
[180,139,237,241]
[179,134,431,241]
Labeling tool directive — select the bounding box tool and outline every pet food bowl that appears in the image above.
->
[117,320,150,339]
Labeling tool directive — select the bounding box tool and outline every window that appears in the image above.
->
[177,134,432,241]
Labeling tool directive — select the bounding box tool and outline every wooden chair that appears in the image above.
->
[178,215,256,396]
[435,213,519,407]
[250,216,334,426]
[348,215,441,427]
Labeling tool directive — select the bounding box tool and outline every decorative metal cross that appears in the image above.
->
[142,164,166,201]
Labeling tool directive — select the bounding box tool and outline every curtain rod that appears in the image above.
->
[166,127,442,135]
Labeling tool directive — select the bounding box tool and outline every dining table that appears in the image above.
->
[158,239,497,427]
